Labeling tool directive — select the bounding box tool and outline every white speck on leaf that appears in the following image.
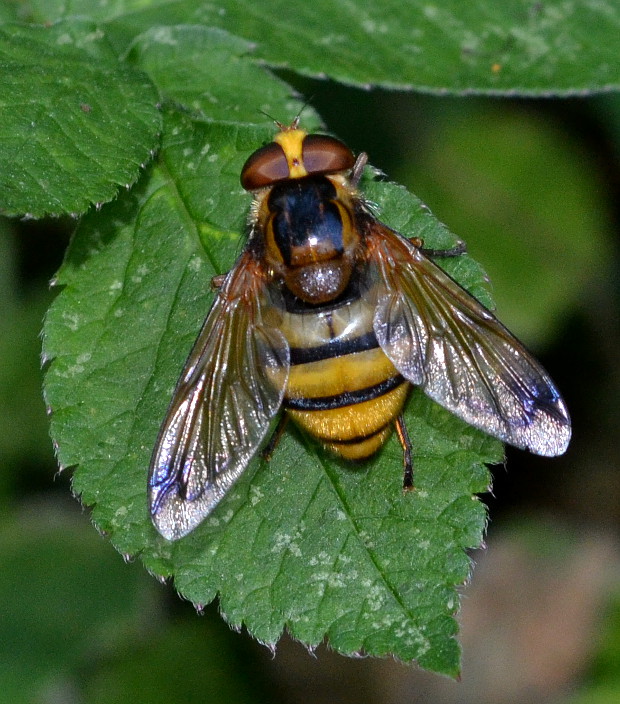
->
[62,312,80,332]
[250,485,264,505]
[367,584,386,611]
[188,256,202,272]
[149,27,179,45]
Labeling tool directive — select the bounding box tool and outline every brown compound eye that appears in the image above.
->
[302,135,355,175]
[240,142,289,190]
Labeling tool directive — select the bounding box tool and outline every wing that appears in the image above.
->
[148,251,289,540]
[365,222,571,456]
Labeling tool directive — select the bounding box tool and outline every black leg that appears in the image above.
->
[419,240,467,258]
[394,415,414,490]
[261,415,289,462]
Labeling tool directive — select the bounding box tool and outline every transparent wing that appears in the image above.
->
[367,223,571,456]
[148,252,289,540]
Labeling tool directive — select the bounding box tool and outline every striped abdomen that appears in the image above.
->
[277,285,409,460]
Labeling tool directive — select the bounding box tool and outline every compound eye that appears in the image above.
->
[240,142,289,190]
[302,135,355,175]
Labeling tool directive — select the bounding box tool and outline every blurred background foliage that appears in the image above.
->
[1,83,619,702]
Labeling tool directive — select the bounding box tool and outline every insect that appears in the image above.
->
[148,119,571,540]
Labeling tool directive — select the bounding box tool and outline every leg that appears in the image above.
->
[349,152,368,188]
[261,415,289,462]
[419,240,467,258]
[210,273,227,290]
[394,415,414,490]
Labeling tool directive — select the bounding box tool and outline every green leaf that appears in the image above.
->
[42,128,498,672]
[0,20,161,218]
[42,33,502,671]
[125,25,301,125]
[28,0,620,94]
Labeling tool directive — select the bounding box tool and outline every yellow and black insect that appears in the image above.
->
[148,120,571,540]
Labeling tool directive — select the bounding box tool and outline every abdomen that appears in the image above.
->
[277,285,409,460]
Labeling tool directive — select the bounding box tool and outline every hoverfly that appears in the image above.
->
[148,119,571,540]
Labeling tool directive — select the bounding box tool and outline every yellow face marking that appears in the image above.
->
[273,128,308,179]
